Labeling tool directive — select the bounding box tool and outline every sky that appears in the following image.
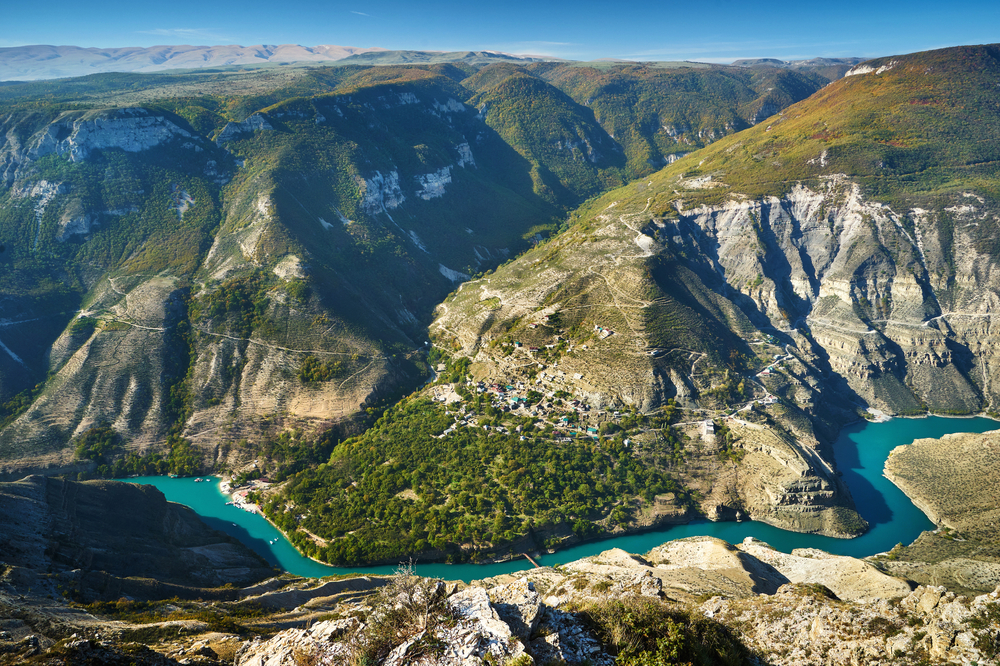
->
[3,0,999,63]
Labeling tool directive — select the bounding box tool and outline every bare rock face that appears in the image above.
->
[560,536,909,604]
[232,574,617,666]
[705,582,1000,666]
[0,108,196,184]
[234,584,543,666]
[215,113,273,143]
[722,421,864,537]
[226,539,997,666]
[738,538,912,602]
[0,476,272,597]
[486,578,541,641]
[674,178,1000,415]
[235,618,359,666]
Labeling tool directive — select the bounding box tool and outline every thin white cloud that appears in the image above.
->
[350,11,371,17]
[484,40,584,57]
[617,39,868,62]
[137,28,231,41]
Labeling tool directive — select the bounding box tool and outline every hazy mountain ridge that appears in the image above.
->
[0,44,386,81]
[730,56,866,81]
[0,45,562,82]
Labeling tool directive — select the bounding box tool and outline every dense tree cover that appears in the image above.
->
[190,274,274,339]
[266,396,684,565]
[75,435,203,479]
[298,355,345,382]
[463,62,826,185]
[467,72,627,206]
[73,425,121,465]
[0,382,46,430]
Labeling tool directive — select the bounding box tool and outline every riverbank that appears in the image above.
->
[116,415,1000,581]
[884,429,1000,535]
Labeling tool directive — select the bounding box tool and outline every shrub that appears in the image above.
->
[341,566,456,665]
[581,596,754,666]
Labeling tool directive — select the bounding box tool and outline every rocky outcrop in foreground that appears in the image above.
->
[705,582,1000,666]
[3,534,999,665]
[232,537,1000,666]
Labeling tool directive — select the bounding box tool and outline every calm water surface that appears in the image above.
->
[118,415,999,582]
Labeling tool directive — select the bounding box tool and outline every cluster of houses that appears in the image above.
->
[594,324,614,339]
[757,352,794,378]
[432,378,628,443]
[754,353,793,407]
[221,476,273,515]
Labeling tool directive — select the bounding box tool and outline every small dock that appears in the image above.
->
[523,553,541,568]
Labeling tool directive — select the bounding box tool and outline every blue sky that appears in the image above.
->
[3,0,999,62]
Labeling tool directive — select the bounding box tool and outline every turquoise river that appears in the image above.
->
[117,416,999,583]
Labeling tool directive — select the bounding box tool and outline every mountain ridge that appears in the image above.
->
[0,45,561,82]
[0,44,386,81]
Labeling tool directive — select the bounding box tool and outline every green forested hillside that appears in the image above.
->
[468,71,627,205]
[531,62,827,176]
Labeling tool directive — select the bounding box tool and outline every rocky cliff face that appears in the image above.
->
[0,75,557,474]
[0,108,199,184]
[671,177,1000,415]
[0,476,272,594]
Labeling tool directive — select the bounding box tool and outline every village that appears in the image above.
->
[431,376,630,443]
[428,320,796,449]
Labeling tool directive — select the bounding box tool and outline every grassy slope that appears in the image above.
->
[657,45,1000,209]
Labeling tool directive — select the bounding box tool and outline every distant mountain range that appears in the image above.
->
[0,44,559,81]
[0,44,867,82]
[0,44,386,81]
[730,56,867,80]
